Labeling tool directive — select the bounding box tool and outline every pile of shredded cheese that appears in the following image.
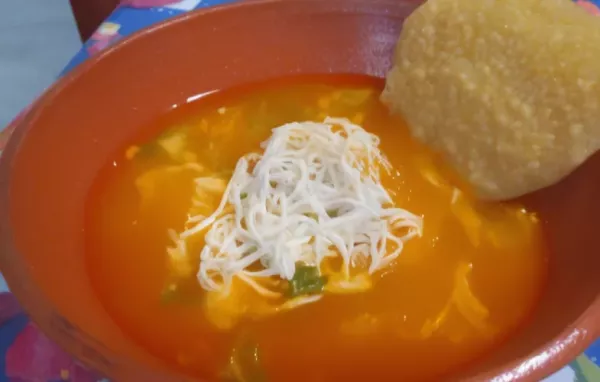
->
[175,117,423,297]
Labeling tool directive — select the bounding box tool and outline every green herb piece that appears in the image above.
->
[240,192,248,200]
[287,265,327,297]
[269,180,277,188]
[327,209,339,218]
[303,212,318,221]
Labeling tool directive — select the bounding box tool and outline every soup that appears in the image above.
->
[85,75,547,381]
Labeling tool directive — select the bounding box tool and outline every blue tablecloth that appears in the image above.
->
[0,0,598,381]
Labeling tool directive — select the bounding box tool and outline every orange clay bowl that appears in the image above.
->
[0,0,598,381]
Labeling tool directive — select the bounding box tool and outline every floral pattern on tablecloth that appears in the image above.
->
[0,0,599,380]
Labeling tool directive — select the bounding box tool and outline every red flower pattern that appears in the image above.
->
[5,323,102,382]
[577,0,600,15]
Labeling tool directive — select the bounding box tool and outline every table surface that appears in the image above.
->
[0,0,599,381]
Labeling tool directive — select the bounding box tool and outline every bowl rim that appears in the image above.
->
[0,0,598,380]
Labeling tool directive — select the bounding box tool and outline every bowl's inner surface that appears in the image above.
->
[0,1,598,381]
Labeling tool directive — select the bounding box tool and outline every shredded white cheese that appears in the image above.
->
[177,117,423,295]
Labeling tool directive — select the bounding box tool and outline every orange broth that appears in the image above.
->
[85,75,547,381]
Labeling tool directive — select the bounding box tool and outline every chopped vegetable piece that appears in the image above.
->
[287,265,327,297]
[157,130,186,156]
[303,212,318,221]
[136,164,198,209]
[326,209,339,218]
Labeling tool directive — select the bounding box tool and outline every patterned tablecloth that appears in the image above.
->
[0,0,598,381]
